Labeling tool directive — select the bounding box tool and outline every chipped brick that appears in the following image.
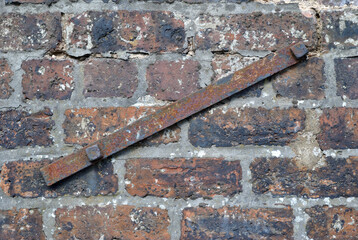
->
[335,57,358,99]
[0,58,14,99]
[22,59,74,100]
[181,206,294,239]
[54,205,170,240]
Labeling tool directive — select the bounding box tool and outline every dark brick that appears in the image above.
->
[64,11,185,54]
[306,206,358,239]
[0,13,61,51]
[0,159,118,198]
[5,0,59,5]
[318,108,358,150]
[125,158,242,199]
[251,157,358,198]
[146,60,201,101]
[0,58,14,99]
[0,208,45,240]
[318,0,357,7]
[22,59,74,100]
[54,205,170,240]
[83,59,138,98]
[189,107,305,147]
[272,57,326,100]
[335,57,358,99]
[195,11,317,51]
[0,108,54,149]
[181,206,294,239]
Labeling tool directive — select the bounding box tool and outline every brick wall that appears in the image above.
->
[0,0,357,239]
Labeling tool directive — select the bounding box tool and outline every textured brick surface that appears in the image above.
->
[146,60,201,101]
[0,13,61,51]
[54,205,170,240]
[0,59,14,99]
[306,206,358,239]
[181,206,294,239]
[5,0,59,4]
[319,0,358,5]
[125,158,242,199]
[0,208,45,240]
[251,157,358,198]
[0,159,118,198]
[22,59,74,100]
[0,108,54,149]
[189,107,305,147]
[318,108,358,150]
[63,107,180,146]
[335,57,358,99]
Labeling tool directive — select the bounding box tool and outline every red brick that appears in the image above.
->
[0,108,54,149]
[22,59,74,100]
[0,208,45,240]
[0,159,117,198]
[125,158,241,199]
[64,11,185,54]
[181,206,294,239]
[189,107,305,147]
[146,60,201,101]
[83,59,138,98]
[54,205,170,240]
[0,58,14,99]
[306,206,358,239]
[251,157,358,198]
[272,57,326,100]
[318,108,358,150]
[0,13,61,51]
[63,106,180,146]
[335,57,358,99]
[5,0,58,4]
[195,11,317,51]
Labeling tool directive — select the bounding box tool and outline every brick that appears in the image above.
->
[195,12,317,51]
[181,206,294,239]
[0,159,117,198]
[22,59,74,100]
[125,158,242,199]
[0,13,61,52]
[335,57,358,99]
[272,57,325,100]
[251,157,358,198]
[321,10,358,50]
[63,106,180,146]
[318,0,358,7]
[0,108,54,149]
[5,0,59,4]
[64,11,185,54]
[0,208,45,240]
[0,59,14,99]
[189,107,305,147]
[83,59,138,98]
[54,205,170,240]
[318,108,358,150]
[306,206,358,239]
[146,60,201,101]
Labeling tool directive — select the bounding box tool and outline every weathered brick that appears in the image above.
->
[64,11,185,54]
[5,0,58,4]
[181,206,294,239]
[0,58,14,99]
[0,208,45,240]
[83,59,138,98]
[195,12,317,51]
[22,59,74,100]
[63,106,180,146]
[321,10,358,50]
[0,13,61,51]
[0,159,117,198]
[146,60,201,101]
[272,57,326,100]
[0,108,54,149]
[335,57,358,99]
[54,205,170,240]
[189,107,305,147]
[125,158,241,199]
[306,206,358,239]
[251,157,358,198]
[319,0,358,7]
[318,108,358,150]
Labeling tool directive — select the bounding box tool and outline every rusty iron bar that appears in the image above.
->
[41,42,309,186]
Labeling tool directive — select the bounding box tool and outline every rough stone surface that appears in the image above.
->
[0,58,14,99]
[319,0,358,5]
[5,0,59,4]
[335,57,358,99]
